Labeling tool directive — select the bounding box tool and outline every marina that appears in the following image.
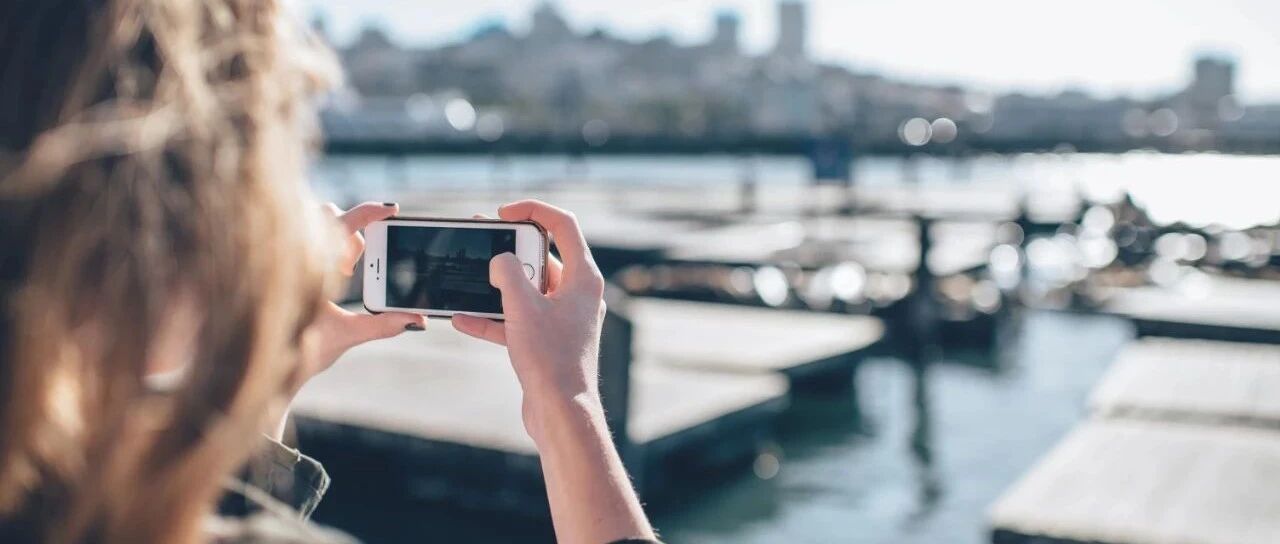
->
[296,151,1280,542]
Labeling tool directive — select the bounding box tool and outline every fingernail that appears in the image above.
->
[405,323,424,331]
[383,202,397,207]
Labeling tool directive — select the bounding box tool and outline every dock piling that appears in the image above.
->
[599,285,638,475]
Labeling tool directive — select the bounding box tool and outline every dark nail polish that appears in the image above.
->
[405,323,424,331]
[383,202,396,207]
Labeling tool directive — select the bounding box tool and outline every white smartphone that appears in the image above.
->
[362,217,548,320]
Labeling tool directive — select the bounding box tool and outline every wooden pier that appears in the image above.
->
[292,321,788,513]
[384,184,1030,277]
[989,336,1280,544]
[383,182,1076,224]
[291,286,891,514]
[1090,338,1280,428]
[1098,277,1280,344]
[989,418,1280,544]
[629,297,885,391]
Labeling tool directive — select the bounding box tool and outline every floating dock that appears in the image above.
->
[1098,277,1280,344]
[989,418,1280,544]
[292,322,787,514]
[989,335,1280,544]
[629,297,885,391]
[1090,338,1280,428]
[292,292,890,515]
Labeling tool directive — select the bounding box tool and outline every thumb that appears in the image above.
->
[340,201,398,232]
[350,312,426,344]
[490,252,540,312]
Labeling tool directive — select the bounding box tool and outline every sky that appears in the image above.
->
[298,0,1280,103]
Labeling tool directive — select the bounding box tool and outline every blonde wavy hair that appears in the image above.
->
[0,0,342,541]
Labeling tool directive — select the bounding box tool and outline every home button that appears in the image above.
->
[522,263,535,279]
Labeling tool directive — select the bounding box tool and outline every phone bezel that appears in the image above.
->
[362,217,549,320]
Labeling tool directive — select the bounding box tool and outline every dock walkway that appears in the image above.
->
[629,297,884,391]
[1090,338,1280,428]
[292,323,787,512]
[989,418,1280,544]
[990,335,1280,544]
[1099,277,1280,344]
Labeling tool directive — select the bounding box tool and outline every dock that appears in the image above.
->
[1090,338,1280,428]
[988,418,1280,544]
[381,184,1026,278]
[291,290,893,514]
[382,182,1077,224]
[989,335,1280,544]
[1098,276,1280,344]
[629,297,885,391]
[653,215,999,276]
[292,321,788,513]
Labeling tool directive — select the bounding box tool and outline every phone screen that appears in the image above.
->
[385,225,516,313]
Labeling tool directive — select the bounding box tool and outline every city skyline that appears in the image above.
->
[299,0,1280,103]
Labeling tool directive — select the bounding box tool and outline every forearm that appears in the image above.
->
[532,394,655,544]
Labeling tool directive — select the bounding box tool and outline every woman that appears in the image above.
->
[0,0,656,542]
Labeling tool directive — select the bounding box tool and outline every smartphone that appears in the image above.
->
[362,217,548,319]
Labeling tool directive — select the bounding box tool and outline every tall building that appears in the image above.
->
[1190,56,1234,103]
[775,1,806,60]
[1181,55,1236,131]
[530,2,572,42]
[709,11,740,56]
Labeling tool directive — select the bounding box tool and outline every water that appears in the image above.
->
[650,311,1132,544]
[313,152,1280,230]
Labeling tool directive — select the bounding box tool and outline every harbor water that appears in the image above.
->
[313,152,1280,230]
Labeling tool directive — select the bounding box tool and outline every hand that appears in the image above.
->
[452,200,655,544]
[451,200,607,444]
[304,202,426,381]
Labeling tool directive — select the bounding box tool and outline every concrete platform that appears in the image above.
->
[629,297,884,390]
[291,323,787,512]
[1089,338,1280,429]
[1099,277,1280,344]
[989,418,1280,544]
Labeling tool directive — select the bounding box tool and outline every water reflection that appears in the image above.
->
[662,313,1131,544]
[906,357,942,526]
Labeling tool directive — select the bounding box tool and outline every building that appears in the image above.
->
[317,1,1280,151]
[343,25,416,97]
[530,1,573,42]
[775,1,806,60]
[708,11,740,56]
[1182,55,1235,131]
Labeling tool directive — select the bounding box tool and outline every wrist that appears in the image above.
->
[524,391,608,448]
